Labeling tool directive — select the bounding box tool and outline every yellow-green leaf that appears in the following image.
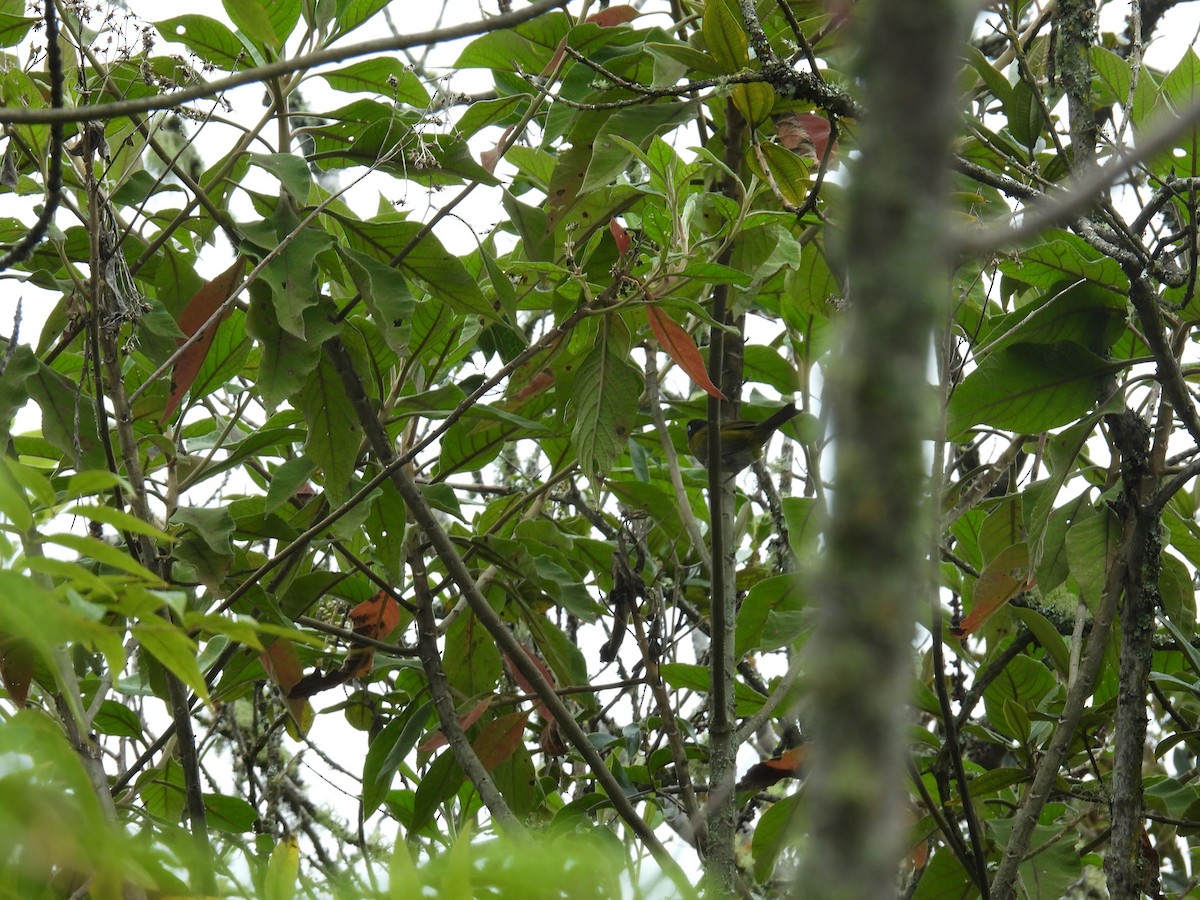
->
[733,82,775,127]
[703,0,748,73]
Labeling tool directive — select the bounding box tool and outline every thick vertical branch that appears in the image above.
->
[1106,409,1161,897]
[800,0,964,895]
[1055,0,1099,168]
[703,96,746,892]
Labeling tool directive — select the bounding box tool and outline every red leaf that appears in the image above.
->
[472,711,530,771]
[586,5,639,26]
[0,635,34,708]
[504,645,555,720]
[419,697,495,753]
[952,543,1032,637]
[514,368,556,401]
[340,646,377,679]
[349,590,401,641]
[161,257,246,422]
[646,306,727,401]
[539,719,568,756]
[737,745,808,791]
[261,639,303,694]
[774,112,837,163]
[261,639,311,727]
[542,36,570,77]
[609,218,631,256]
[481,124,517,174]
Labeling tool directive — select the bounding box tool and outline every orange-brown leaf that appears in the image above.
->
[647,306,727,401]
[481,124,517,174]
[952,543,1031,637]
[419,697,495,753]
[609,218,631,256]
[539,719,568,756]
[774,112,837,163]
[473,711,530,771]
[504,646,555,720]
[340,646,376,679]
[162,257,246,422]
[349,590,401,641]
[0,635,34,708]
[261,639,303,694]
[261,639,311,727]
[587,5,639,26]
[514,368,556,401]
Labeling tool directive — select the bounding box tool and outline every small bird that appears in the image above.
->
[686,403,799,474]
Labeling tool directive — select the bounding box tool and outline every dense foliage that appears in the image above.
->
[3,0,1200,896]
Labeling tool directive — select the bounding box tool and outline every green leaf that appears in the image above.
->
[1090,46,1132,106]
[188,310,252,407]
[317,59,430,106]
[732,82,775,127]
[0,3,37,47]
[678,262,753,288]
[256,214,332,339]
[911,846,976,899]
[1012,608,1071,678]
[133,622,211,706]
[742,344,801,393]
[0,457,32,532]
[263,837,300,900]
[982,654,1054,743]
[64,505,174,542]
[456,96,527,141]
[27,361,106,471]
[1160,551,1195,641]
[155,15,245,70]
[1064,503,1120,607]
[411,749,464,833]
[966,45,1013,106]
[248,153,312,203]
[264,456,318,514]
[976,280,1128,360]
[331,0,393,40]
[582,103,695,192]
[363,702,432,817]
[92,699,145,738]
[947,342,1117,438]
[46,533,164,583]
[245,285,337,410]
[1005,77,1044,150]
[659,663,767,716]
[751,793,802,882]
[453,12,570,71]
[443,612,501,697]
[735,574,808,659]
[759,142,810,207]
[1000,231,1130,291]
[702,0,748,73]
[571,343,642,476]
[171,505,235,555]
[340,247,414,354]
[298,356,362,507]
[204,793,259,834]
[223,0,291,52]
